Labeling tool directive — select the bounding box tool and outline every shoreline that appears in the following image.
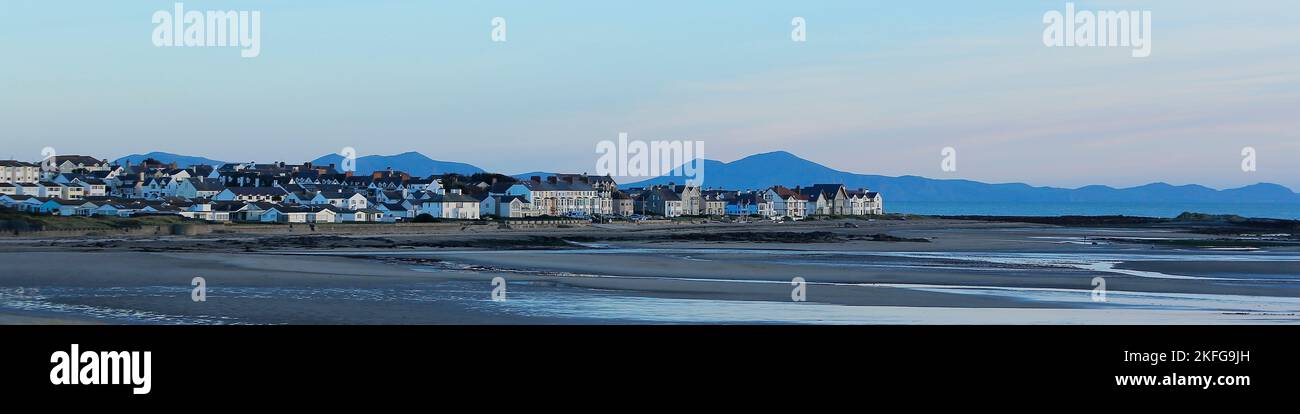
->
[2,217,1298,324]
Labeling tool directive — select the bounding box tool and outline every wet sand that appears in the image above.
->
[1,218,1298,324]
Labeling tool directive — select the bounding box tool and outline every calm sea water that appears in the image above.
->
[890,202,1300,220]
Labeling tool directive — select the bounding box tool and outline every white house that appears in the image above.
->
[37,182,84,200]
[75,178,109,197]
[375,202,414,222]
[847,190,883,215]
[261,206,312,223]
[419,190,480,219]
[310,190,368,210]
[175,178,226,200]
[480,195,538,218]
[45,155,110,176]
[763,186,806,219]
[0,160,41,183]
[505,177,600,216]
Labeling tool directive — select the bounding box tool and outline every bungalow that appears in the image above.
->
[313,206,340,223]
[0,194,31,208]
[39,199,92,216]
[338,208,384,223]
[260,206,314,223]
[181,200,231,222]
[228,202,276,222]
[16,196,49,213]
[95,202,129,217]
[375,202,413,222]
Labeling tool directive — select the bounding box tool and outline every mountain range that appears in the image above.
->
[620,151,1300,203]
[309,151,483,177]
[114,152,227,168]
[112,150,1300,203]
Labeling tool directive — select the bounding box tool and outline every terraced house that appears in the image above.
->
[0,160,41,183]
[504,176,600,216]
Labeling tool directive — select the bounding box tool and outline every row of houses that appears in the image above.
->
[0,154,884,222]
[628,183,882,219]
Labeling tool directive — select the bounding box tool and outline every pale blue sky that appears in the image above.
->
[1,1,1297,189]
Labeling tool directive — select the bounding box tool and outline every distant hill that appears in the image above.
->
[310,151,484,177]
[114,152,226,168]
[621,151,1300,203]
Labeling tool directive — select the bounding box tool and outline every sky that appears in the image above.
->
[1,1,1297,190]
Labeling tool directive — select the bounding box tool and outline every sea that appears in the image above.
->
[889,201,1300,220]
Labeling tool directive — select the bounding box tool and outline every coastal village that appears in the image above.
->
[0,155,883,224]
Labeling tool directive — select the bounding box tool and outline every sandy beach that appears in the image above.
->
[2,218,1298,324]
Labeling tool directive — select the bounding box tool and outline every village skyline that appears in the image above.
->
[3,1,1298,190]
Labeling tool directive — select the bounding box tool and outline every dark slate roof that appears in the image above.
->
[52,155,106,165]
[426,193,481,203]
[226,187,290,196]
